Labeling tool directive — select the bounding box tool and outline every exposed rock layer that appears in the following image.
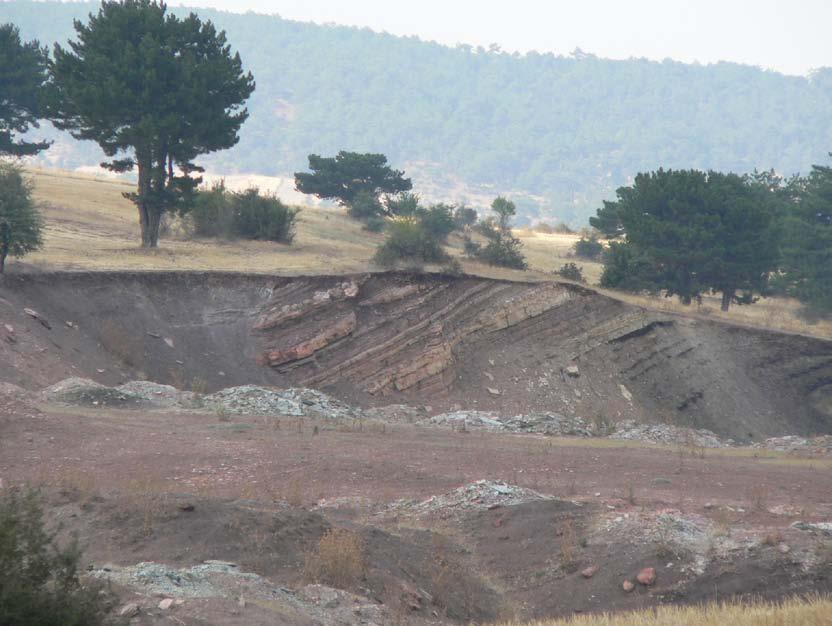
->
[1,271,830,441]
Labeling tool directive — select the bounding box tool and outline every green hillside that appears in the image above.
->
[3,0,832,224]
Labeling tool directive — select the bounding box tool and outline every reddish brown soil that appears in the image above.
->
[1,404,831,623]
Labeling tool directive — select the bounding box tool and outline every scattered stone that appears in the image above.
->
[791,521,832,537]
[652,477,672,486]
[778,543,791,554]
[205,386,360,419]
[383,480,553,519]
[581,565,600,578]
[565,365,580,377]
[487,387,502,396]
[43,378,142,407]
[118,603,140,617]
[636,567,656,586]
[163,337,175,348]
[158,598,174,610]
[622,580,635,592]
[755,435,832,456]
[611,420,727,448]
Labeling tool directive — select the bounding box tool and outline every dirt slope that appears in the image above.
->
[1,271,830,441]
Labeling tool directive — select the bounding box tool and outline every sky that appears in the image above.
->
[167,0,832,76]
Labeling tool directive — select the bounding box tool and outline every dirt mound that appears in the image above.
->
[2,271,830,441]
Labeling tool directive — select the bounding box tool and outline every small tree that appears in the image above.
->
[0,24,50,156]
[473,196,527,269]
[295,151,412,209]
[0,488,112,625]
[48,0,256,248]
[574,236,603,260]
[385,191,421,217]
[0,164,42,273]
[453,205,478,230]
[417,203,456,242]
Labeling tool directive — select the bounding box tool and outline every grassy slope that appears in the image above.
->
[21,167,832,339]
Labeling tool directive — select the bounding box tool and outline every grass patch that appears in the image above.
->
[492,595,832,625]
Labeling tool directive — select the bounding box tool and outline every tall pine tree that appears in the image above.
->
[48,0,255,248]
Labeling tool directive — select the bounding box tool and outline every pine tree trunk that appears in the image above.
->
[0,223,8,273]
[721,289,735,311]
[136,158,160,248]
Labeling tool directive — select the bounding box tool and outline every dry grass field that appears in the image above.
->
[496,595,832,626]
[19,167,832,339]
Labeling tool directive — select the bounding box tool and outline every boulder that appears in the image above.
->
[636,567,656,586]
[581,565,600,578]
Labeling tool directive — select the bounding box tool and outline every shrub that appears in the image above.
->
[478,233,527,269]
[453,205,479,230]
[373,219,450,268]
[363,215,387,232]
[417,203,456,242]
[0,163,42,274]
[462,235,482,258]
[231,188,299,243]
[556,262,585,282]
[304,528,365,589]
[385,191,421,217]
[574,237,604,260]
[191,181,233,237]
[347,190,385,222]
[191,184,298,243]
[0,488,112,626]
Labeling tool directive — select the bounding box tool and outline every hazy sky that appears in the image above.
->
[168,0,831,76]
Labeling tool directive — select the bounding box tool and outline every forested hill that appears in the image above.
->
[4,1,832,224]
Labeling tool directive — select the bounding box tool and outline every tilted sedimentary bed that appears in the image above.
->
[1,271,830,440]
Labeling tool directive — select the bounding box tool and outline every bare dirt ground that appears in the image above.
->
[1,398,830,624]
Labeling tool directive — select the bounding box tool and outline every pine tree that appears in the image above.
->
[48,0,255,248]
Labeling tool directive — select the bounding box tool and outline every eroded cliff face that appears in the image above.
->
[2,271,830,441]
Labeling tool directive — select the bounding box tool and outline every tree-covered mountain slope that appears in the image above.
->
[3,1,832,224]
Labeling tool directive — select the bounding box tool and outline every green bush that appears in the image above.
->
[478,232,528,269]
[0,488,113,625]
[363,215,387,232]
[574,237,604,260]
[191,184,298,243]
[0,163,42,273]
[385,192,421,217]
[373,219,450,268]
[556,262,585,282]
[348,190,385,223]
[191,181,233,238]
[453,205,479,230]
[417,204,456,242]
[231,188,299,243]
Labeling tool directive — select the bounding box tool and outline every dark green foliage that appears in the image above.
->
[594,169,780,309]
[453,205,479,230]
[295,152,411,208]
[556,262,585,283]
[574,237,604,260]
[231,188,298,243]
[385,192,421,217]
[417,203,456,242]
[471,197,527,269]
[0,23,49,156]
[0,163,42,273]
[462,235,481,258]
[8,2,832,224]
[363,215,386,232]
[347,190,385,223]
[777,159,832,315]
[191,181,234,238]
[191,183,297,243]
[47,0,255,247]
[373,219,450,268]
[0,488,112,626]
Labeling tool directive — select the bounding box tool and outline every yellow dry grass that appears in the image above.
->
[19,167,831,339]
[495,595,832,626]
